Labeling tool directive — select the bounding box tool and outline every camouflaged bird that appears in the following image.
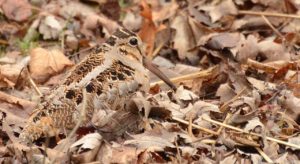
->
[20,28,174,143]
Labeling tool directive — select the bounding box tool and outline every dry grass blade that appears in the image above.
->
[173,115,300,150]
[202,116,300,150]
[220,88,247,113]
[239,10,300,19]
[246,58,278,73]
[261,15,284,38]
[172,117,218,135]
[255,147,273,163]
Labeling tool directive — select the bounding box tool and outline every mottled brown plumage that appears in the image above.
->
[20,28,150,142]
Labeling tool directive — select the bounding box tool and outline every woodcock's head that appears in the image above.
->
[105,28,144,63]
[105,28,176,90]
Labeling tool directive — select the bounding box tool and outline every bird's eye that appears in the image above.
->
[129,38,138,46]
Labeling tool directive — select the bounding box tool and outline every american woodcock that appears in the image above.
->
[20,28,175,143]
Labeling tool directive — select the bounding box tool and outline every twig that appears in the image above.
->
[216,113,231,134]
[188,117,195,138]
[202,116,300,150]
[151,66,218,87]
[27,75,42,97]
[247,58,278,73]
[220,87,247,113]
[172,117,218,135]
[255,147,273,163]
[151,42,164,59]
[239,10,300,19]
[261,15,284,38]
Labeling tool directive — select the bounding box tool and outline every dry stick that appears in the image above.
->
[255,147,273,163]
[245,135,273,162]
[172,117,218,135]
[202,116,300,150]
[238,10,300,19]
[261,15,284,38]
[220,87,247,113]
[188,117,195,138]
[151,42,164,59]
[27,75,42,97]
[150,66,217,87]
[247,58,278,73]
[216,113,232,135]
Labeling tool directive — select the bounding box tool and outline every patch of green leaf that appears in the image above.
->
[18,28,40,54]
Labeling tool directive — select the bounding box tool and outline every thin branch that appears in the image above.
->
[172,117,218,135]
[255,147,273,163]
[28,75,42,97]
[261,15,284,38]
[247,58,278,73]
[220,87,247,113]
[202,116,300,150]
[239,10,300,19]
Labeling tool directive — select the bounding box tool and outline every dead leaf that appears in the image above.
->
[39,15,63,40]
[125,128,176,151]
[29,47,74,83]
[0,64,23,88]
[70,133,103,163]
[0,0,32,22]
[171,14,198,63]
[199,0,238,23]
[139,0,165,56]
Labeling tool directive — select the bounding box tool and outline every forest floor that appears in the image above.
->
[0,0,300,163]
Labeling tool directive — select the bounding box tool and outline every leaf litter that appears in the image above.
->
[1,0,300,163]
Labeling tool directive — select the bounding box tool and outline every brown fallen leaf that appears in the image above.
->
[138,0,165,56]
[0,0,32,22]
[38,15,63,40]
[29,47,74,83]
[0,64,23,88]
[170,14,198,63]
[198,0,238,23]
[0,91,35,117]
[70,133,103,163]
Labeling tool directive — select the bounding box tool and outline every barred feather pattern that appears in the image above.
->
[20,28,149,142]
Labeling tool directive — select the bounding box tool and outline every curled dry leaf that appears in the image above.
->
[70,133,103,163]
[29,47,74,83]
[0,64,23,88]
[207,33,241,50]
[230,34,259,63]
[199,0,238,23]
[39,15,63,40]
[124,128,192,152]
[279,90,300,121]
[0,92,35,115]
[138,0,165,56]
[175,85,198,101]
[171,14,198,63]
[243,117,264,133]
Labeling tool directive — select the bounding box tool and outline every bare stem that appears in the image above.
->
[239,10,300,19]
